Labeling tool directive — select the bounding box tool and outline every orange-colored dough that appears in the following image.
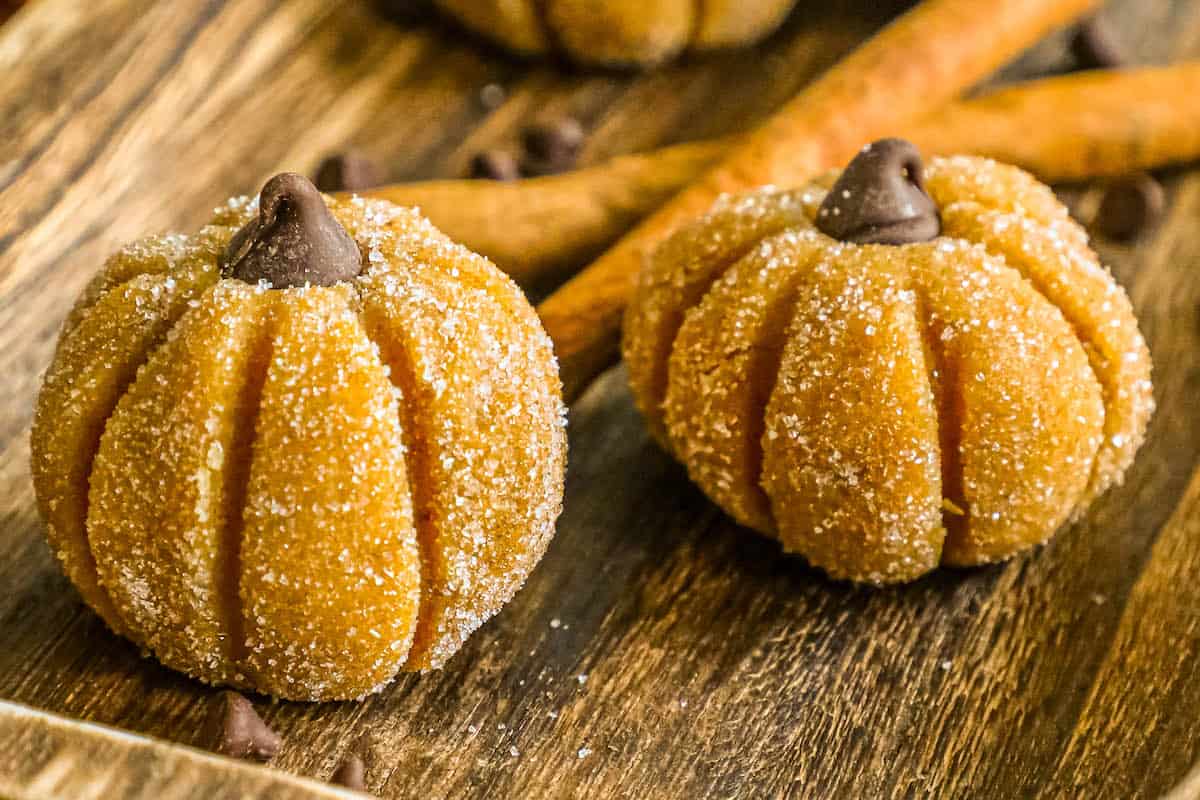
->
[32,194,566,700]
[623,190,810,451]
[622,155,1153,584]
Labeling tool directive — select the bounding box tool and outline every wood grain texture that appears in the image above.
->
[2,0,1200,798]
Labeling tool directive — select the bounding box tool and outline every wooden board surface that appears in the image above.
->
[3,0,1200,797]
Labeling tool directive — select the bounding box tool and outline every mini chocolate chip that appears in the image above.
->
[374,0,425,22]
[202,691,281,762]
[1094,173,1165,242]
[469,149,521,181]
[1070,16,1125,70]
[521,117,584,175]
[221,173,362,289]
[313,151,384,193]
[816,138,941,245]
[331,753,368,791]
[479,83,507,110]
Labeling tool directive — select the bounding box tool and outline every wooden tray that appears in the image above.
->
[3,0,1200,797]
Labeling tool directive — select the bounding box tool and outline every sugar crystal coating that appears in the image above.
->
[623,189,810,450]
[665,226,828,533]
[355,205,565,671]
[31,193,566,700]
[89,281,276,686]
[622,155,1152,584]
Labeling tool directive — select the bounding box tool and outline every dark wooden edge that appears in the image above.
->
[0,700,363,800]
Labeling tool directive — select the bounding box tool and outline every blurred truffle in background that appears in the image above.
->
[380,0,799,68]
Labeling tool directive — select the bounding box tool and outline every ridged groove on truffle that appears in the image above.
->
[936,202,1148,511]
[663,227,826,534]
[31,242,221,636]
[760,251,944,583]
[87,282,275,686]
[214,295,278,671]
[353,201,567,671]
[236,287,421,700]
[912,289,969,551]
[623,189,811,449]
[356,291,440,670]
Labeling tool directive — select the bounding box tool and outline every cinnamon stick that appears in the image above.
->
[908,64,1200,182]
[536,0,1100,400]
[362,141,727,289]
[361,64,1200,289]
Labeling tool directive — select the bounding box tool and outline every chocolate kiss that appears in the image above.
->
[815,138,941,245]
[221,173,362,288]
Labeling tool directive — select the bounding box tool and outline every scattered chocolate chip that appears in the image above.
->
[313,151,384,193]
[816,138,941,245]
[374,0,425,22]
[331,753,368,791]
[221,173,363,289]
[1,0,24,20]
[521,117,585,175]
[1070,16,1125,70]
[1093,173,1165,242]
[479,83,507,110]
[202,691,281,762]
[469,149,521,181]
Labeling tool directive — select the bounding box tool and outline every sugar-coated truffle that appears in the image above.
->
[32,175,566,700]
[623,147,1152,584]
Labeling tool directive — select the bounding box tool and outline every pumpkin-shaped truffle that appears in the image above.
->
[31,174,566,700]
[434,0,796,67]
[623,140,1153,584]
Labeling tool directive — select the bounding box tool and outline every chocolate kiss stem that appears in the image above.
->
[816,138,941,245]
[221,173,362,288]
